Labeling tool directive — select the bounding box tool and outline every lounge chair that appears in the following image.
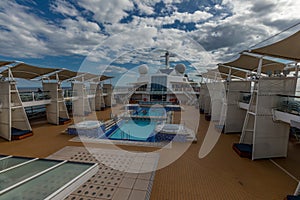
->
[11,127,33,140]
[232,143,252,158]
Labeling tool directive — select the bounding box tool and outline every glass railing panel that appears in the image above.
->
[276,94,300,115]
[239,91,251,104]
[19,91,50,102]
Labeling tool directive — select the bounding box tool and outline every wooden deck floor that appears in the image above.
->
[151,115,297,200]
[0,107,298,199]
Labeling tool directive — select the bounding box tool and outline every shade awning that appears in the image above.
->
[218,65,248,78]
[250,31,300,62]
[91,75,113,82]
[223,54,286,73]
[1,63,59,80]
[47,69,79,81]
[100,75,113,81]
[0,61,14,67]
[67,72,113,82]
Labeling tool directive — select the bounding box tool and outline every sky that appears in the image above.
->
[0,0,299,85]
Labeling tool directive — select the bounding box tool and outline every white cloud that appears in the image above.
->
[1,0,300,74]
[0,1,54,57]
[77,0,134,24]
[78,26,216,78]
[50,0,79,17]
[132,0,183,15]
[98,65,128,74]
[172,11,213,23]
[130,10,212,28]
[191,0,300,63]
[0,1,107,58]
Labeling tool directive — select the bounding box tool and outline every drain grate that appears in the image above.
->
[96,186,116,200]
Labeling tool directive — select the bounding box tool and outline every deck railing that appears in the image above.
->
[19,91,51,102]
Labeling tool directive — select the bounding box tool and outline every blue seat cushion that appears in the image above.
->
[11,128,32,136]
[287,195,300,200]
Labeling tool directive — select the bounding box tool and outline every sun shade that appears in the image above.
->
[72,72,99,81]
[47,69,79,81]
[67,72,113,82]
[218,65,248,78]
[1,63,58,80]
[250,31,300,62]
[223,54,286,73]
[0,61,14,67]
[100,75,113,81]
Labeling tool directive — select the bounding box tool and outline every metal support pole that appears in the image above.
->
[257,57,263,78]
[295,63,299,78]
[228,67,232,81]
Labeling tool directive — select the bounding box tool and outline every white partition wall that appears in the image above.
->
[200,84,211,115]
[89,83,97,111]
[240,77,297,160]
[43,82,69,125]
[89,83,105,111]
[199,83,206,112]
[207,82,226,122]
[103,84,113,107]
[58,85,69,120]
[224,81,251,133]
[11,82,32,132]
[72,82,91,116]
[0,82,11,140]
[97,84,106,110]
[0,81,31,141]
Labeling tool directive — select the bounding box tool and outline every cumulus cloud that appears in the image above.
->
[0,0,106,58]
[130,10,212,28]
[192,0,300,62]
[0,1,53,57]
[77,0,134,24]
[50,0,80,17]
[0,0,299,75]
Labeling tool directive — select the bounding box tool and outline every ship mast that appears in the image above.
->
[161,51,174,69]
[165,51,169,68]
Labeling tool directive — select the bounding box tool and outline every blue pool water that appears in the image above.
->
[109,119,157,141]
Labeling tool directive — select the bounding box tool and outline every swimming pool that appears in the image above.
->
[108,119,157,141]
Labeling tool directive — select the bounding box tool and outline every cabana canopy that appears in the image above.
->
[100,75,113,81]
[0,62,113,82]
[87,74,113,82]
[66,72,112,82]
[0,61,14,67]
[250,31,300,62]
[218,65,248,78]
[71,72,99,82]
[223,54,286,73]
[47,69,79,81]
[1,63,58,80]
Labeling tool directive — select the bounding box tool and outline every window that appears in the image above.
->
[151,76,167,91]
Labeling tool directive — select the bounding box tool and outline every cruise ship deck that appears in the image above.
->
[0,107,298,200]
